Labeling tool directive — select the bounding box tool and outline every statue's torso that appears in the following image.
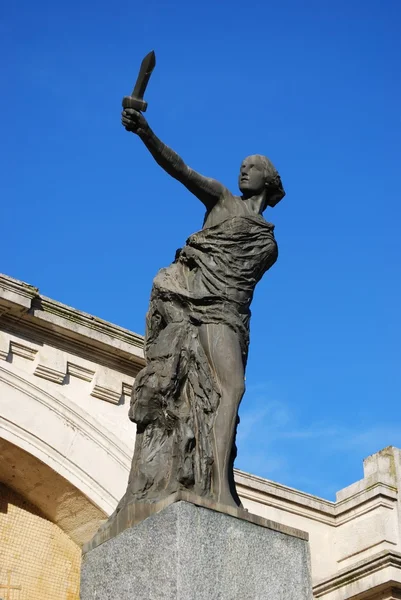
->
[203,190,254,229]
[152,208,277,317]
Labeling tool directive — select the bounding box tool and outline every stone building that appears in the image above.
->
[0,273,400,600]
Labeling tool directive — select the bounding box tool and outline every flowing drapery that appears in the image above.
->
[120,215,278,505]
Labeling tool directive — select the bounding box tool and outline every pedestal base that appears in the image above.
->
[81,498,313,600]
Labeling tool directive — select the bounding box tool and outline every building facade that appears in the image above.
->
[0,273,400,600]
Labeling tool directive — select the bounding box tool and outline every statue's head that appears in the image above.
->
[238,155,285,209]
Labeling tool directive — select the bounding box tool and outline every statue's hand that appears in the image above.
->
[121,108,149,135]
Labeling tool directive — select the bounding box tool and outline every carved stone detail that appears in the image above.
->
[122,382,133,398]
[10,341,38,361]
[91,384,121,405]
[2,334,133,401]
[34,364,66,385]
[67,362,95,382]
[34,348,66,385]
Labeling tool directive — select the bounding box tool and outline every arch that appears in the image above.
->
[0,437,105,546]
[0,363,132,519]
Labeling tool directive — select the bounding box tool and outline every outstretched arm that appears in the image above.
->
[122,109,224,210]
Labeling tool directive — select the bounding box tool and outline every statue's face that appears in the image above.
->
[238,156,266,196]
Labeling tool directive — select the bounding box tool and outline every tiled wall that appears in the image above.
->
[0,484,80,600]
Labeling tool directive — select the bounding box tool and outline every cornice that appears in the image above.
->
[36,294,144,352]
[313,550,401,597]
[0,273,145,376]
[0,274,38,301]
[235,469,337,524]
[235,470,398,527]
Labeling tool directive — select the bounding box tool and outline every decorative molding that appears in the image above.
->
[0,274,38,315]
[1,329,134,403]
[33,348,67,385]
[238,487,336,526]
[0,273,145,379]
[235,471,337,525]
[2,309,144,372]
[335,493,396,526]
[91,384,121,405]
[337,478,398,506]
[34,363,65,385]
[67,362,95,382]
[10,340,38,361]
[90,366,134,405]
[0,274,39,300]
[337,540,399,566]
[236,471,398,528]
[36,295,144,352]
[122,381,133,397]
[0,365,132,466]
[0,364,133,514]
[3,314,144,380]
[313,550,401,597]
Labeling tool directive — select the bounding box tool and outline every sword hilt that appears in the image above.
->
[122,95,148,112]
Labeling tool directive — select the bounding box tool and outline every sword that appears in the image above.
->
[122,50,156,112]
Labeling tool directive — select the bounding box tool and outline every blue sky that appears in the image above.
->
[1,0,400,500]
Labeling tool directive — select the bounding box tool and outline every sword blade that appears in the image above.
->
[131,50,156,101]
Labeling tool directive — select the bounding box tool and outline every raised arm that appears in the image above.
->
[122,109,225,210]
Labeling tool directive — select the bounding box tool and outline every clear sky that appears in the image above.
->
[1,0,400,500]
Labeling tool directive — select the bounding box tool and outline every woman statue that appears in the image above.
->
[117,107,285,511]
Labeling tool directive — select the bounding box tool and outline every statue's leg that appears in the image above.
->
[198,322,245,508]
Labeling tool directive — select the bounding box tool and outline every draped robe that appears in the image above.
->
[120,213,278,506]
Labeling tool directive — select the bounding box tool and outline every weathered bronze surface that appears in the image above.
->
[114,52,285,519]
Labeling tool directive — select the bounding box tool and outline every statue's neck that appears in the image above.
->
[242,191,267,215]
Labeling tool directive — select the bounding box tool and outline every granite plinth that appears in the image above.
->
[81,498,313,600]
[83,490,308,553]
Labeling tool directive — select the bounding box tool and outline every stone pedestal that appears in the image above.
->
[81,493,313,600]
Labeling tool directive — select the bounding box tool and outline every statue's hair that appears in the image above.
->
[250,154,286,209]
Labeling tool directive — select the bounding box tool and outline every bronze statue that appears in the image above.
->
[116,52,285,513]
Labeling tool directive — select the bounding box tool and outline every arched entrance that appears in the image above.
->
[0,438,106,600]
